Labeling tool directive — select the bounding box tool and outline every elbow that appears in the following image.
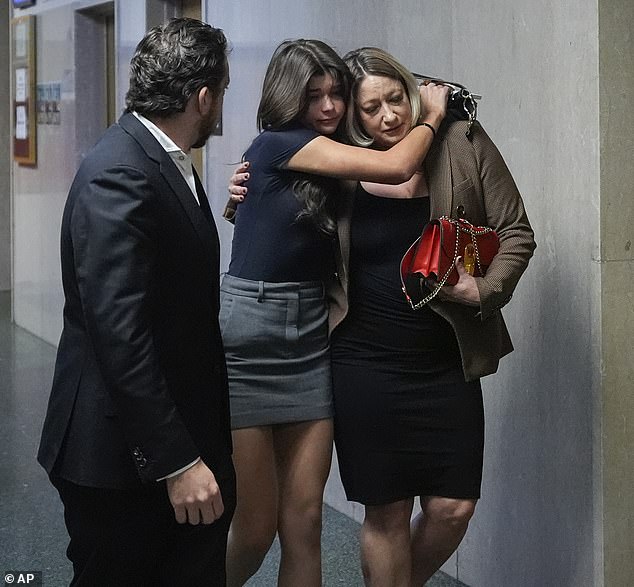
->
[383,166,414,185]
[398,167,416,183]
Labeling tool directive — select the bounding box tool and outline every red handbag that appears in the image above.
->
[400,216,499,309]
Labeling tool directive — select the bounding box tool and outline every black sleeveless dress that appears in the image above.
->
[330,185,484,505]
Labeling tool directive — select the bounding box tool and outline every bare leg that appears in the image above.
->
[273,419,333,587]
[360,499,414,587]
[226,427,278,587]
[410,496,477,585]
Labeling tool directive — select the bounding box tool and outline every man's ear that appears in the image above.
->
[197,86,213,113]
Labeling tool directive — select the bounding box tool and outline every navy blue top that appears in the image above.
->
[228,127,336,282]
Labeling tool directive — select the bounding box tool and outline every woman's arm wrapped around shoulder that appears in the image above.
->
[469,122,536,320]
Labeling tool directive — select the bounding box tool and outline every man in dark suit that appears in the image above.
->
[37,18,234,586]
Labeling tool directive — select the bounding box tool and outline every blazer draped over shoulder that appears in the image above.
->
[328,118,536,382]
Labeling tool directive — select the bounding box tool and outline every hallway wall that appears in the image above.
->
[10,0,149,345]
[207,2,600,584]
[12,4,75,344]
[598,1,634,584]
[9,1,631,585]
[0,3,10,291]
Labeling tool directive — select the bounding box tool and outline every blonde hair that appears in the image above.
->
[343,47,421,147]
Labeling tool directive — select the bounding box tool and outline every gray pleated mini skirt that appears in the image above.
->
[220,274,333,429]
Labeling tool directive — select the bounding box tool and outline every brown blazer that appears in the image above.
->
[327,119,536,382]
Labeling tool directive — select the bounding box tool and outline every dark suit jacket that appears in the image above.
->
[328,119,536,382]
[38,113,233,489]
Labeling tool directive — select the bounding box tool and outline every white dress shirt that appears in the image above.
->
[133,111,200,204]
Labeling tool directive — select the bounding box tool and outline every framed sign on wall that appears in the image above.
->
[12,15,36,166]
[13,1,37,9]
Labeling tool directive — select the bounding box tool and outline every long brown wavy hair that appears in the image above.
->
[256,39,352,235]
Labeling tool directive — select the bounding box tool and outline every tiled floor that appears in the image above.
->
[0,290,464,586]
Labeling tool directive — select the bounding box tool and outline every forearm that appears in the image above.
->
[471,127,536,318]
[381,119,440,179]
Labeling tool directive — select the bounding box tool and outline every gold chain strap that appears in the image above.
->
[404,217,494,310]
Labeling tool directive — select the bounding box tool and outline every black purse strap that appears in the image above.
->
[411,74,480,135]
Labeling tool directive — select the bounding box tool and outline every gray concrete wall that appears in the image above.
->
[207,1,604,584]
[396,4,600,585]
[207,1,602,584]
[0,3,11,291]
[599,0,634,584]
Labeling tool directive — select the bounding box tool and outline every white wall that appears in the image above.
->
[11,0,148,345]
[12,4,74,344]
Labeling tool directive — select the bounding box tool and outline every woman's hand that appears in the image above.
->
[228,161,250,203]
[419,82,449,128]
[438,257,481,307]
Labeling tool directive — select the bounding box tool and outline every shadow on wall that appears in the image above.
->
[466,256,595,585]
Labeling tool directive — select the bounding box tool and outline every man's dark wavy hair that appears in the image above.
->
[125,18,228,117]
